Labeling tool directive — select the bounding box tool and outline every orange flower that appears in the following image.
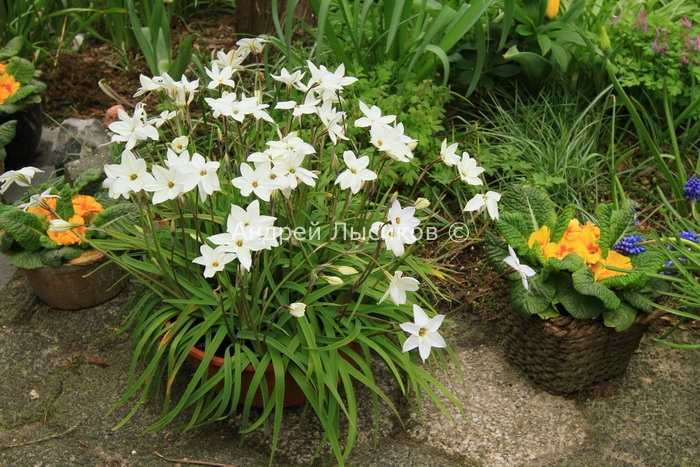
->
[71,195,103,218]
[0,73,20,105]
[0,62,6,74]
[47,215,85,246]
[591,250,632,282]
[27,198,58,219]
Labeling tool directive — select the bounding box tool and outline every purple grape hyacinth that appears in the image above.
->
[684,174,700,202]
[680,230,699,243]
[662,230,699,273]
[612,235,647,255]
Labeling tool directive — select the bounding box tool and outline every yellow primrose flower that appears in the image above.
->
[581,221,601,239]
[0,61,6,74]
[578,222,602,265]
[561,218,582,243]
[528,225,551,253]
[0,72,20,105]
[591,250,632,282]
[543,241,577,260]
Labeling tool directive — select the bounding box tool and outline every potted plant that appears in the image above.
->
[485,185,665,395]
[0,169,138,309]
[88,39,460,464]
[0,36,46,170]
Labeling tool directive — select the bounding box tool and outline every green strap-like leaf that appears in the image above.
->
[4,56,35,84]
[496,212,530,251]
[499,185,557,233]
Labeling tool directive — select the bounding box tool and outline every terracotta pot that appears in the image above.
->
[186,341,361,408]
[0,103,43,170]
[22,250,127,310]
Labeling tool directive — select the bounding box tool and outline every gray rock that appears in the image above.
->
[63,152,113,191]
[51,118,111,168]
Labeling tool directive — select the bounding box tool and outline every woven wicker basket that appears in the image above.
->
[496,280,659,396]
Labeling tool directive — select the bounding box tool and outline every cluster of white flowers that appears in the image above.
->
[206,200,282,272]
[101,40,446,362]
[440,138,501,220]
[103,143,220,204]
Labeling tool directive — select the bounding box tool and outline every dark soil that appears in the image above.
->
[39,14,240,123]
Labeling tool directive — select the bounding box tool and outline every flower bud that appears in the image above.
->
[414,198,430,210]
[288,302,307,318]
[332,265,359,276]
[545,0,560,19]
[48,218,80,233]
[600,26,611,52]
[320,275,344,286]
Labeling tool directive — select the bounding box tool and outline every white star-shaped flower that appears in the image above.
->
[103,151,154,199]
[108,104,159,150]
[206,62,236,89]
[463,191,501,220]
[288,302,307,318]
[0,166,44,194]
[457,152,485,185]
[271,67,305,87]
[440,139,460,166]
[189,153,221,201]
[503,245,537,290]
[400,305,447,363]
[192,244,236,278]
[354,101,396,129]
[379,270,420,305]
[335,150,377,194]
[170,136,189,153]
[143,165,193,204]
[231,162,280,201]
[18,188,59,211]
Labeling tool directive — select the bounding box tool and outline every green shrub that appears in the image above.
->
[607,0,700,115]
